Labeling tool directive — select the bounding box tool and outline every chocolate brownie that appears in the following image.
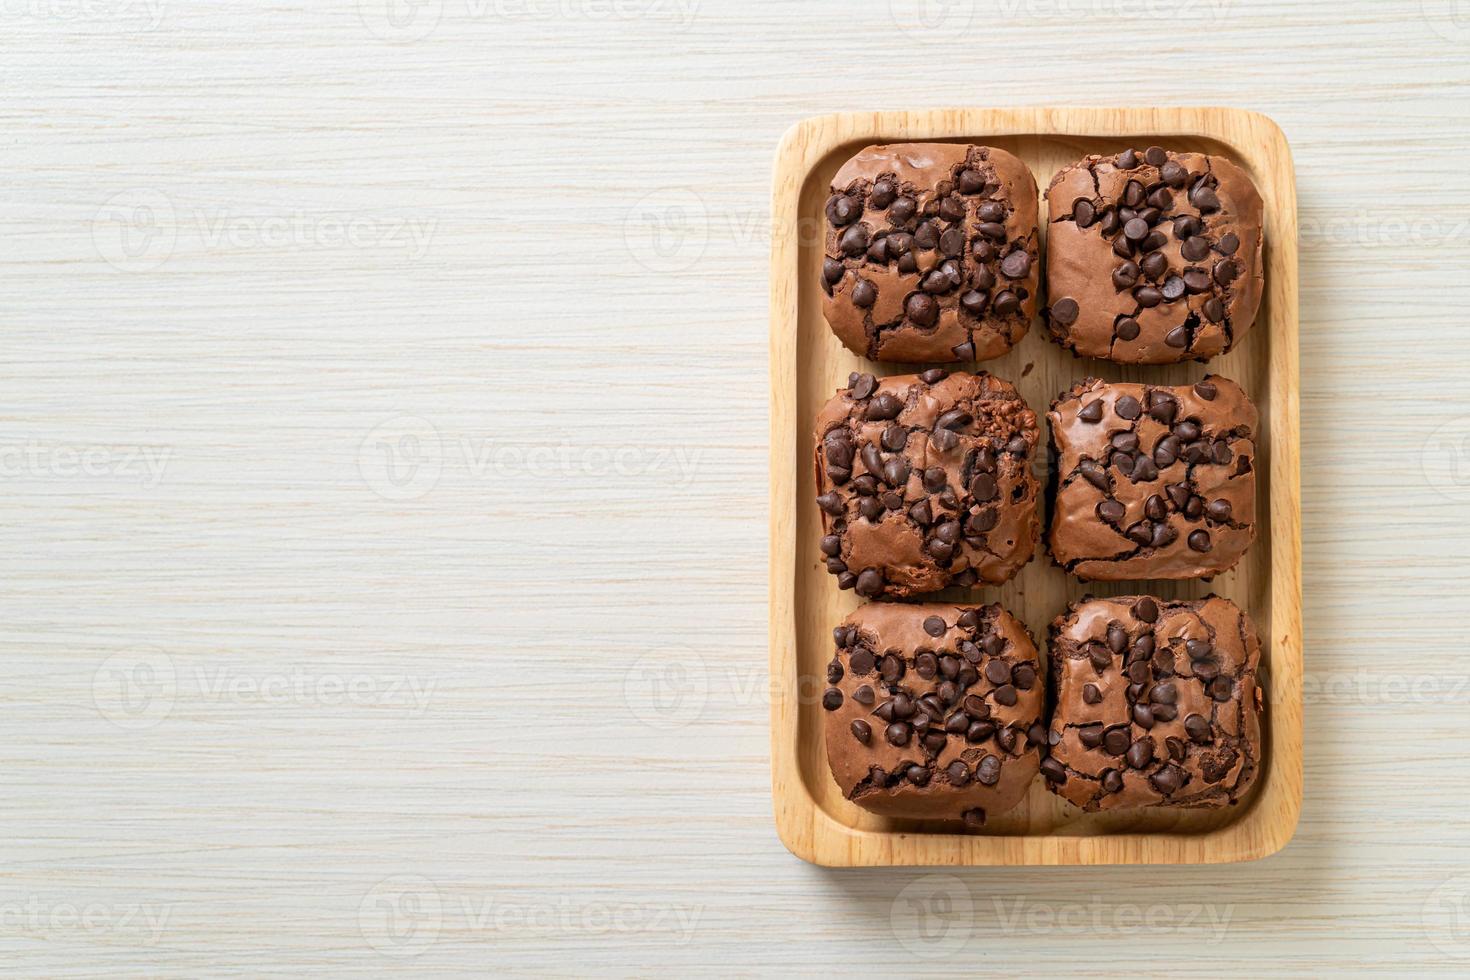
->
[1048,375,1256,581]
[824,602,1045,824]
[1044,146,1264,363]
[821,143,1039,363]
[1041,595,1262,811]
[815,369,1039,599]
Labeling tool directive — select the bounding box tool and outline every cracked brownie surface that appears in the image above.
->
[821,143,1039,363]
[1043,146,1264,364]
[824,602,1045,824]
[1042,595,1262,811]
[1047,375,1256,581]
[815,369,1039,599]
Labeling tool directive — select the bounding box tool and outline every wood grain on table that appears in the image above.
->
[0,0,1467,974]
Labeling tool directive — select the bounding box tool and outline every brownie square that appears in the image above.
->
[821,143,1039,363]
[1047,375,1256,581]
[1042,595,1262,811]
[815,369,1039,599]
[824,602,1045,824]
[1044,146,1264,364]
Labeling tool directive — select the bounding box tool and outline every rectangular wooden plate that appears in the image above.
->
[769,107,1301,866]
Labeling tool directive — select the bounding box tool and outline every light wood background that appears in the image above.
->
[0,0,1466,974]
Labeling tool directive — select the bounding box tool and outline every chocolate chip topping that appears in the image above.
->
[821,143,1041,363]
[814,370,1040,598]
[1047,376,1257,581]
[1043,148,1264,363]
[1043,595,1262,812]
[823,602,1046,822]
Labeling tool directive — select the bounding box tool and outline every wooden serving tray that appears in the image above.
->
[768,107,1301,866]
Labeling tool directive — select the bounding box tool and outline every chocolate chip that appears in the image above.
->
[1163,325,1189,348]
[976,755,1002,786]
[968,473,998,502]
[822,257,845,286]
[1162,275,1186,301]
[1160,161,1186,187]
[1133,597,1159,623]
[1115,395,1141,420]
[1217,232,1240,255]
[885,722,911,747]
[1181,236,1210,262]
[947,760,970,785]
[906,292,938,326]
[1078,399,1104,423]
[838,224,868,257]
[1187,530,1212,552]
[826,194,861,226]
[822,688,843,710]
[992,290,1021,316]
[977,221,1006,241]
[922,615,947,638]
[1132,704,1154,729]
[1184,713,1211,742]
[1074,199,1096,226]
[1151,681,1178,705]
[1125,738,1154,769]
[855,569,884,597]
[1000,250,1031,279]
[1117,148,1139,169]
[1190,183,1221,212]
[1097,499,1126,523]
[851,279,877,307]
[1140,251,1167,281]
[1123,216,1149,242]
[1082,683,1102,704]
[1149,765,1184,795]
[1050,297,1079,326]
[1183,268,1211,293]
[1103,728,1131,756]
[1115,316,1141,341]
[1135,285,1163,308]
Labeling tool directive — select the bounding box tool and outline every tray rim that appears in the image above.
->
[768,106,1302,867]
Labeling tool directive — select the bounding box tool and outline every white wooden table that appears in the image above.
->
[2,0,1467,973]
